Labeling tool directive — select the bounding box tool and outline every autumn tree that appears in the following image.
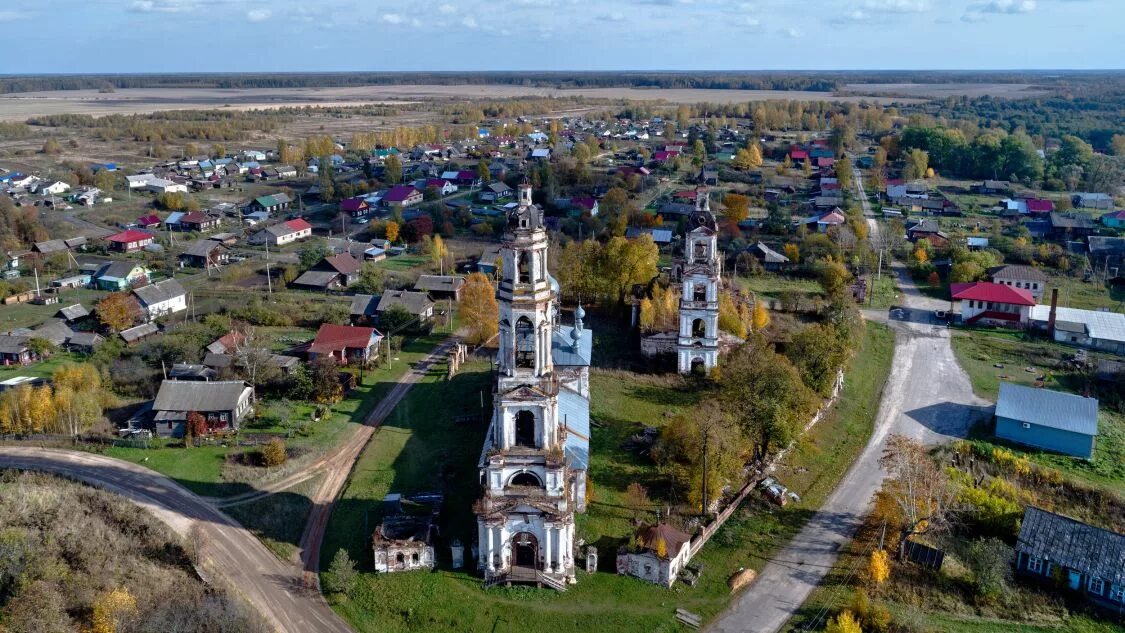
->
[261,437,287,467]
[782,243,800,264]
[310,355,343,404]
[904,148,929,180]
[651,400,747,513]
[751,301,770,332]
[233,325,279,389]
[95,292,142,333]
[880,435,957,559]
[624,482,650,519]
[786,323,851,396]
[733,143,763,171]
[868,549,890,585]
[460,272,498,345]
[824,610,863,633]
[42,138,61,155]
[815,258,853,298]
[722,193,751,224]
[384,220,400,243]
[718,291,748,339]
[90,587,137,633]
[431,234,450,270]
[353,262,386,295]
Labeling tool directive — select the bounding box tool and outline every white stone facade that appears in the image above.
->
[676,190,721,374]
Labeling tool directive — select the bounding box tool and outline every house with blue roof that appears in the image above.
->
[994,383,1099,458]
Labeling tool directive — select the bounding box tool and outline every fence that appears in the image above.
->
[685,366,847,559]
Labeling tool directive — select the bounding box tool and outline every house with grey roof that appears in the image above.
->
[376,290,434,321]
[1015,506,1125,610]
[994,383,1099,458]
[132,279,187,321]
[988,264,1049,300]
[1029,305,1125,355]
[413,275,464,301]
[150,379,254,437]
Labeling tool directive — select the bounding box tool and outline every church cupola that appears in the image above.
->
[518,181,533,208]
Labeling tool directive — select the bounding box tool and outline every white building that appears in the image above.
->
[145,178,188,194]
[247,219,313,246]
[615,523,693,587]
[38,181,71,196]
[477,182,592,589]
[676,190,721,374]
[132,279,187,321]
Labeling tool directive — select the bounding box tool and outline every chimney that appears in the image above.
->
[1048,288,1059,334]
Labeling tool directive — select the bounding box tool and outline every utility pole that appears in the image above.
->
[264,239,273,297]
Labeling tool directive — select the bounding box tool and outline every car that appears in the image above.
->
[354,217,370,225]
[933,309,948,320]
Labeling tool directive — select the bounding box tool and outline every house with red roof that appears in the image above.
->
[789,148,809,162]
[570,197,600,217]
[653,150,680,163]
[178,211,220,233]
[816,156,835,169]
[106,229,155,252]
[672,190,697,202]
[340,197,371,220]
[1024,198,1055,214]
[382,185,423,209]
[136,214,161,229]
[951,282,1036,326]
[307,324,382,364]
[248,218,313,246]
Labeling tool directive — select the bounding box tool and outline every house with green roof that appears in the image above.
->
[243,192,292,216]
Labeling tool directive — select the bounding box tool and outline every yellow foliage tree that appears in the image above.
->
[655,536,668,559]
[431,234,449,268]
[752,301,770,331]
[90,587,137,633]
[723,194,751,224]
[825,610,863,633]
[868,549,890,585]
[783,243,800,264]
[913,247,929,264]
[385,221,400,244]
[460,272,499,345]
[718,292,747,338]
[638,298,655,333]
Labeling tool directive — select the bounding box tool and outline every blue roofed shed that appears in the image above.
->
[994,383,1099,458]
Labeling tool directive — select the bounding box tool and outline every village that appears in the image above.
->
[0,78,1121,633]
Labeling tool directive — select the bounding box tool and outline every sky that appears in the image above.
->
[0,0,1122,73]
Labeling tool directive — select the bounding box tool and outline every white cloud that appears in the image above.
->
[462,16,479,28]
[439,4,455,14]
[862,0,930,10]
[599,11,627,22]
[962,0,1035,21]
[381,13,406,24]
[129,0,195,13]
[247,8,271,22]
[780,26,802,38]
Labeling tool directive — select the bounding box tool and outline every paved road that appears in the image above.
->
[0,447,352,633]
[708,160,989,633]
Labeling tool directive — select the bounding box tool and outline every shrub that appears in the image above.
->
[261,438,287,468]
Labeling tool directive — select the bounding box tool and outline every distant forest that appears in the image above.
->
[1,70,1123,95]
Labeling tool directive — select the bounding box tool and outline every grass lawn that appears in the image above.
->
[322,322,896,633]
[1043,271,1125,311]
[737,274,823,301]
[225,473,324,561]
[863,270,901,310]
[0,288,107,330]
[102,330,452,498]
[0,352,82,382]
[949,329,1125,494]
[377,255,429,273]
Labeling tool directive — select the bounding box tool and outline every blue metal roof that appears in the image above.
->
[559,388,589,470]
[996,383,1098,436]
[552,326,592,367]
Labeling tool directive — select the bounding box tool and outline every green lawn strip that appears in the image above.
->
[737,274,823,301]
[949,330,1125,494]
[862,271,901,310]
[376,255,430,272]
[102,331,450,497]
[1042,271,1125,311]
[888,608,1122,633]
[0,288,107,330]
[225,473,324,561]
[0,352,82,382]
[322,323,895,633]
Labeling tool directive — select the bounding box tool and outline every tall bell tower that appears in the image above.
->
[477,181,588,587]
[677,189,721,374]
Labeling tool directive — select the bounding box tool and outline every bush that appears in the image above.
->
[965,538,1012,603]
[261,438,287,468]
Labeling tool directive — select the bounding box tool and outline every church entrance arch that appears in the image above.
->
[513,532,539,569]
[690,357,706,375]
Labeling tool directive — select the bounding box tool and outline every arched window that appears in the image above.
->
[509,471,543,488]
[518,252,531,284]
[515,410,536,448]
[395,552,405,568]
[692,318,706,338]
[693,283,707,302]
[693,241,706,260]
[411,552,419,563]
[515,317,535,368]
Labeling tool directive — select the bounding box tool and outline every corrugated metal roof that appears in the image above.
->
[1017,506,1125,586]
[559,388,589,471]
[1029,306,1125,344]
[153,380,250,412]
[996,383,1098,436]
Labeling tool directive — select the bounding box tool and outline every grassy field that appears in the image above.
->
[0,352,82,382]
[225,473,324,561]
[322,322,896,633]
[0,287,106,330]
[738,274,823,301]
[377,254,430,273]
[949,329,1125,493]
[863,271,901,310]
[103,330,451,497]
[1044,271,1125,312]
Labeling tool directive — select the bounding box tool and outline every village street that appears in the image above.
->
[708,164,990,633]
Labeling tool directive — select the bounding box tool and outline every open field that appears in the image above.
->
[842,82,1051,98]
[0,85,931,120]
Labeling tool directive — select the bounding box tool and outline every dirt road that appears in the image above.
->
[708,159,987,633]
[0,447,352,633]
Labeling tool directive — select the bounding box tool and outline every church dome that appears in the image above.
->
[574,304,585,320]
[548,273,560,295]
